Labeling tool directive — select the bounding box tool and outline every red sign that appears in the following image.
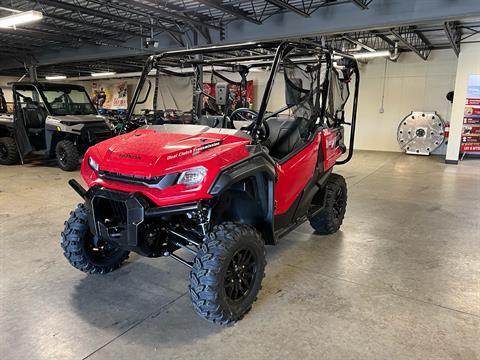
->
[466,98,480,106]
[464,117,480,125]
[461,144,480,152]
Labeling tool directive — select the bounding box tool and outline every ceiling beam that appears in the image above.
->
[0,27,75,44]
[22,22,123,44]
[265,0,310,17]
[114,0,223,31]
[2,24,127,50]
[349,0,371,10]
[45,13,150,38]
[0,39,44,50]
[341,31,397,52]
[2,0,479,71]
[390,27,431,60]
[444,21,460,57]
[342,34,375,51]
[31,0,184,35]
[194,0,262,25]
[2,48,32,55]
[86,0,183,29]
[372,31,397,47]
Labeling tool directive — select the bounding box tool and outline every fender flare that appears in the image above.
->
[208,152,277,244]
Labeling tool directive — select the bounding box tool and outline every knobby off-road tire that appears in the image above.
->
[190,222,266,325]
[0,137,20,165]
[309,173,347,235]
[61,203,129,274]
[56,139,79,171]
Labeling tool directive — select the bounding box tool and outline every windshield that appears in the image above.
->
[42,87,97,116]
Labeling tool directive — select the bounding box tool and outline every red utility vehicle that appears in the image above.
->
[62,41,359,324]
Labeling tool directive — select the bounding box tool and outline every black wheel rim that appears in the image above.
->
[58,147,67,164]
[333,188,345,220]
[0,144,7,159]
[84,236,119,264]
[224,248,257,302]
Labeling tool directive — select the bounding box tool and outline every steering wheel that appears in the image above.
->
[228,108,269,141]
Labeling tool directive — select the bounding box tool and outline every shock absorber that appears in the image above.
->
[185,202,210,236]
[197,203,211,236]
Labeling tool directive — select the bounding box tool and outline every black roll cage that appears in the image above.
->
[127,40,360,165]
[10,82,97,117]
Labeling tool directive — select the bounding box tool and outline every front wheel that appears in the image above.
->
[61,204,129,274]
[0,137,20,165]
[309,173,347,234]
[190,222,266,325]
[56,140,79,171]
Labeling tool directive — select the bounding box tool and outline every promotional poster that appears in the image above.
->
[91,81,128,110]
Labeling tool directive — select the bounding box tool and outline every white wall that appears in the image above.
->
[349,49,458,153]
[0,76,21,104]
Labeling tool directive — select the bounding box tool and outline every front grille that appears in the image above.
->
[93,197,128,224]
[111,199,127,222]
[99,170,164,186]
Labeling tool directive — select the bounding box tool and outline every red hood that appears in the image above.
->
[91,125,251,177]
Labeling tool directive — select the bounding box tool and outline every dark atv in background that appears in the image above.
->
[0,82,113,171]
[62,41,359,324]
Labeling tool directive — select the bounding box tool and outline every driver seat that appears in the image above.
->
[264,78,309,159]
[265,117,307,159]
[23,98,47,135]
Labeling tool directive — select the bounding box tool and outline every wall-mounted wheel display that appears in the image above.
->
[397,111,445,155]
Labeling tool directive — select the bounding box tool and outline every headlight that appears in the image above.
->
[177,166,207,186]
[88,156,99,172]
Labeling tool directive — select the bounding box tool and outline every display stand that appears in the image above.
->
[461,75,480,159]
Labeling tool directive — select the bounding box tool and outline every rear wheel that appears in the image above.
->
[309,173,347,234]
[190,222,266,325]
[0,137,19,165]
[56,140,79,171]
[61,203,129,274]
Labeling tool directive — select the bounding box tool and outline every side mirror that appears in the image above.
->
[137,79,152,104]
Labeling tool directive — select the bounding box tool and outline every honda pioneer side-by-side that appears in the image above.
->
[62,41,359,324]
[0,82,113,171]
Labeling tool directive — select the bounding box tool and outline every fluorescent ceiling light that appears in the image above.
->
[45,75,67,80]
[0,10,43,28]
[248,68,266,72]
[353,50,391,59]
[91,72,116,77]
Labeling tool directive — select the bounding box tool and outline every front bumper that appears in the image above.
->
[69,179,199,255]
